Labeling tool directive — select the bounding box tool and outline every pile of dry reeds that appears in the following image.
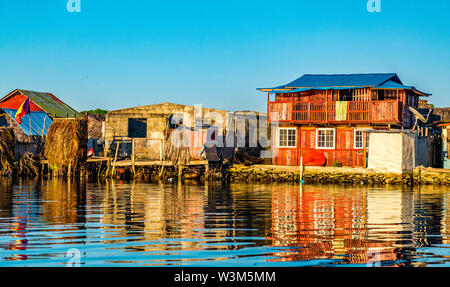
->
[43,119,88,176]
[0,128,16,175]
[18,153,39,177]
[164,129,190,166]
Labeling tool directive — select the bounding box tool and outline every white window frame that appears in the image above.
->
[316,128,335,149]
[278,127,297,148]
[354,129,364,149]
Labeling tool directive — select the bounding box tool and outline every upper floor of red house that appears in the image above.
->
[259,73,430,129]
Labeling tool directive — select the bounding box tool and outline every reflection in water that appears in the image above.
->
[0,179,449,266]
[269,185,414,265]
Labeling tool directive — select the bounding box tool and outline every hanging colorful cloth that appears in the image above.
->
[14,97,31,125]
[335,101,348,121]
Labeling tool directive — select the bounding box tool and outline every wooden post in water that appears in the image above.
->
[105,158,111,177]
[111,141,120,176]
[178,165,183,182]
[131,139,136,178]
[418,166,422,186]
[299,156,304,183]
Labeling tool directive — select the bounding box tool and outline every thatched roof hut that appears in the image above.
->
[0,89,81,159]
[43,118,88,177]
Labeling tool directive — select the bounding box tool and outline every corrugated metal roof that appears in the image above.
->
[259,73,430,96]
[270,86,372,94]
[377,80,412,89]
[376,80,431,96]
[260,73,400,90]
[18,90,80,118]
[2,108,52,136]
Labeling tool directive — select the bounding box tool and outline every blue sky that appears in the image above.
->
[0,0,449,112]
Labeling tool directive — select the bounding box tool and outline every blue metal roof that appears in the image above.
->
[260,73,400,90]
[270,86,372,94]
[377,80,412,89]
[376,80,431,96]
[259,73,430,96]
[2,108,52,136]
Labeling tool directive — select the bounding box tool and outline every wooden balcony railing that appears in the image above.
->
[268,100,400,124]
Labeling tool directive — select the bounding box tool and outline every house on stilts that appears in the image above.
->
[259,73,431,168]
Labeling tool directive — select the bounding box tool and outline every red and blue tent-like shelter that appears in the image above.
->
[0,89,80,136]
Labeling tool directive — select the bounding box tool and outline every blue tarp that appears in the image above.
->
[2,108,52,136]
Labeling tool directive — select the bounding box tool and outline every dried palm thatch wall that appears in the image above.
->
[0,128,15,175]
[44,118,88,177]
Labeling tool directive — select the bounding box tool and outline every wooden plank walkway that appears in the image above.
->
[112,160,208,167]
[40,157,110,165]
[41,157,206,167]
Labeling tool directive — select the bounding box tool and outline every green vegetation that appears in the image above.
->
[80,109,108,116]
[333,161,343,167]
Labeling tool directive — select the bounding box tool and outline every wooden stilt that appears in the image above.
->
[178,166,183,181]
[105,159,111,177]
[131,139,136,178]
[300,156,304,183]
[111,142,120,176]
[159,166,165,179]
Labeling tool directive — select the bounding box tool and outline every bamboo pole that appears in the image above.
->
[132,138,136,177]
[105,158,111,177]
[42,117,46,137]
[299,156,304,184]
[111,141,120,176]
[178,165,183,182]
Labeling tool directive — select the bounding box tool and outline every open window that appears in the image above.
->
[128,118,147,138]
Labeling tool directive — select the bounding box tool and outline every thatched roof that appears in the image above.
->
[44,119,88,176]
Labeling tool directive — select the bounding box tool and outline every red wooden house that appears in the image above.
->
[259,73,430,167]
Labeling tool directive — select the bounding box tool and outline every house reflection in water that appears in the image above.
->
[268,184,422,265]
[98,182,273,254]
[100,182,208,251]
[40,179,87,226]
[0,179,33,261]
[1,179,448,266]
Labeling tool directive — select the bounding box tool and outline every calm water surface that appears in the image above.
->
[0,178,449,267]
